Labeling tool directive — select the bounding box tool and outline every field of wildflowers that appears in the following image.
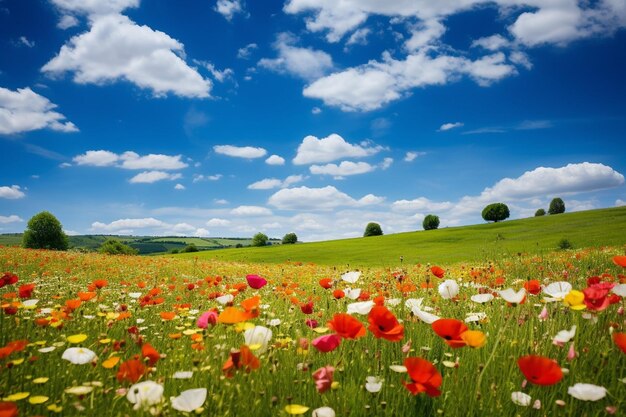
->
[0,246,625,416]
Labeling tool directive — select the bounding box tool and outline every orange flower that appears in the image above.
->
[116,358,147,383]
[613,256,626,268]
[403,357,442,397]
[241,295,260,318]
[319,278,333,289]
[517,355,563,386]
[64,299,81,311]
[102,356,120,369]
[222,345,260,378]
[159,311,176,321]
[77,291,97,301]
[430,266,445,278]
[218,307,251,324]
[613,332,626,354]
[92,279,108,289]
[327,313,366,339]
[141,343,160,366]
[367,305,404,342]
[432,319,469,348]
[0,402,18,417]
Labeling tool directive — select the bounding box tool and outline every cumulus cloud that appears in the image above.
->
[213,145,267,159]
[268,185,382,210]
[293,133,383,165]
[90,216,204,236]
[404,151,425,162]
[616,199,626,207]
[50,0,139,16]
[215,0,246,21]
[237,43,258,59]
[57,15,79,30]
[0,185,26,199]
[265,154,285,165]
[73,150,188,170]
[0,86,78,135]
[230,205,273,216]
[174,183,185,190]
[193,174,222,183]
[0,215,23,223]
[471,34,510,51]
[206,218,231,227]
[129,171,182,184]
[258,33,333,80]
[42,14,211,98]
[310,161,375,178]
[194,228,210,237]
[91,217,166,232]
[438,122,463,131]
[380,157,393,170]
[248,175,304,190]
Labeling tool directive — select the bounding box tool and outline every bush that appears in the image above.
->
[282,232,298,244]
[363,222,383,237]
[535,209,546,217]
[170,248,179,254]
[549,198,565,215]
[23,211,69,250]
[182,243,199,253]
[422,214,440,230]
[558,238,573,250]
[481,203,510,223]
[252,233,269,247]
[99,239,138,255]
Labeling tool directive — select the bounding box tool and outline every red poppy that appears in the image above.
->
[327,313,366,339]
[403,357,442,397]
[312,365,335,393]
[141,343,160,366]
[116,358,147,383]
[332,289,345,299]
[430,266,445,279]
[583,284,612,311]
[0,272,18,288]
[17,283,35,299]
[431,319,469,348]
[523,280,541,295]
[222,345,260,377]
[311,334,342,353]
[613,332,626,354]
[517,355,563,386]
[613,256,626,268]
[300,301,314,315]
[319,278,333,289]
[367,305,404,342]
[0,402,18,417]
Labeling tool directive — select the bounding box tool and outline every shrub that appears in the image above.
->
[558,238,573,250]
[282,232,298,244]
[252,233,269,247]
[535,209,546,217]
[422,214,440,230]
[481,203,510,223]
[182,244,199,253]
[549,198,565,215]
[363,222,383,237]
[23,211,69,250]
[99,239,138,255]
[170,248,179,254]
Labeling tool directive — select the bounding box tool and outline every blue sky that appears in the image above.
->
[1,0,625,241]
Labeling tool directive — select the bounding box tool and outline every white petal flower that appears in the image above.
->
[21,299,39,309]
[61,347,97,364]
[438,279,459,299]
[389,365,407,373]
[385,298,401,306]
[312,406,336,417]
[216,294,234,305]
[128,292,143,299]
[413,309,440,324]
[267,318,282,326]
[344,287,361,300]
[405,298,423,310]
[346,301,374,315]
[499,288,526,304]
[471,293,494,303]
[172,371,193,379]
[511,391,532,406]
[543,282,572,301]
[365,376,383,393]
[243,326,273,354]
[127,381,164,411]
[611,283,626,297]
[568,383,607,401]
[341,271,361,284]
[170,388,207,412]
[553,325,577,345]
[465,312,487,323]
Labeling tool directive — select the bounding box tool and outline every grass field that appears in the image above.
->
[177,206,626,267]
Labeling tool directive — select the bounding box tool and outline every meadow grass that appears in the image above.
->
[177,206,626,267]
[0,245,625,416]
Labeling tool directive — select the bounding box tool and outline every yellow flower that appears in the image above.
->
[47,404,63,413]
[285,404,309,415]
[33,377,49,384]
[563,290,586,310]
[461,330,487,348]
[29,395,49,404]
[3,392,30,401]
[67,334,88,344]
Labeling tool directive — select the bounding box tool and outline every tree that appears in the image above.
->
[99,239,138,255]
[282,232,298,244]
[548,198,565,215]
[363,222,383,237]
[481,203,510,223]
[252,232,269,247]
[182,243,199,253]
[23,211,69,250]
[535,208,546,217]
[422,214,440,230]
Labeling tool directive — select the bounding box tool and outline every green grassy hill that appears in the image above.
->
[176,206,626,267]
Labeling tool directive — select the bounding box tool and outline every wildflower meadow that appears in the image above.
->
[0,246,625,416]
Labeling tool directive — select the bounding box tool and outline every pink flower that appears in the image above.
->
[197,310,218,328]
[246,274,267,290]
[305,319,319,329]
[312,365,335,393]
[312,334,341,353]
[567,342,577,361]
[538,306,548,321]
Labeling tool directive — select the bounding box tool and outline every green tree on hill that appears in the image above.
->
[252,232,269,247]
[282,232,298,244]
[23,211,69,250]
[99,239,138,255]
[549,198,565,214]
[363,222,383,237]
[535,208,546,217]
[482,203,510,223]
[423,214,440,230]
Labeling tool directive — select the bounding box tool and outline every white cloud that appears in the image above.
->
[404,19,446,51]
[42,14,211,98]
[19,36,35,48]
[268,185,382,210]
[293,133,382,165]
[194,60,234,82]
[73,150,119,166]
[265,154,285,165]
[174,183,185,190]
[50,0,139,16]
[471,34,510,51]
[237,43,258,59]
[194,228,210,237]
[0,215,23,223]
[193,174,222,183]
[57,15,79,30]
[404,151,425,162]
[248,175,304,190]
[0,86,78,135]
[73,150,187,170]
[206,218,231,227]
[91,217,166,232]
[310,161,375,177]
[129,171,182,184]
[231,205,273,216]
[258,32,333,80]
[438,122,464,131]
[214,145,267,159]
[392,197,454,213]
[345,28,370,47]
[90,216,205,236]
[311,107,322,114]
[0,185,26,199]
[380,157,393,170]
[616,199,626,207]
[215,0,245,21]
